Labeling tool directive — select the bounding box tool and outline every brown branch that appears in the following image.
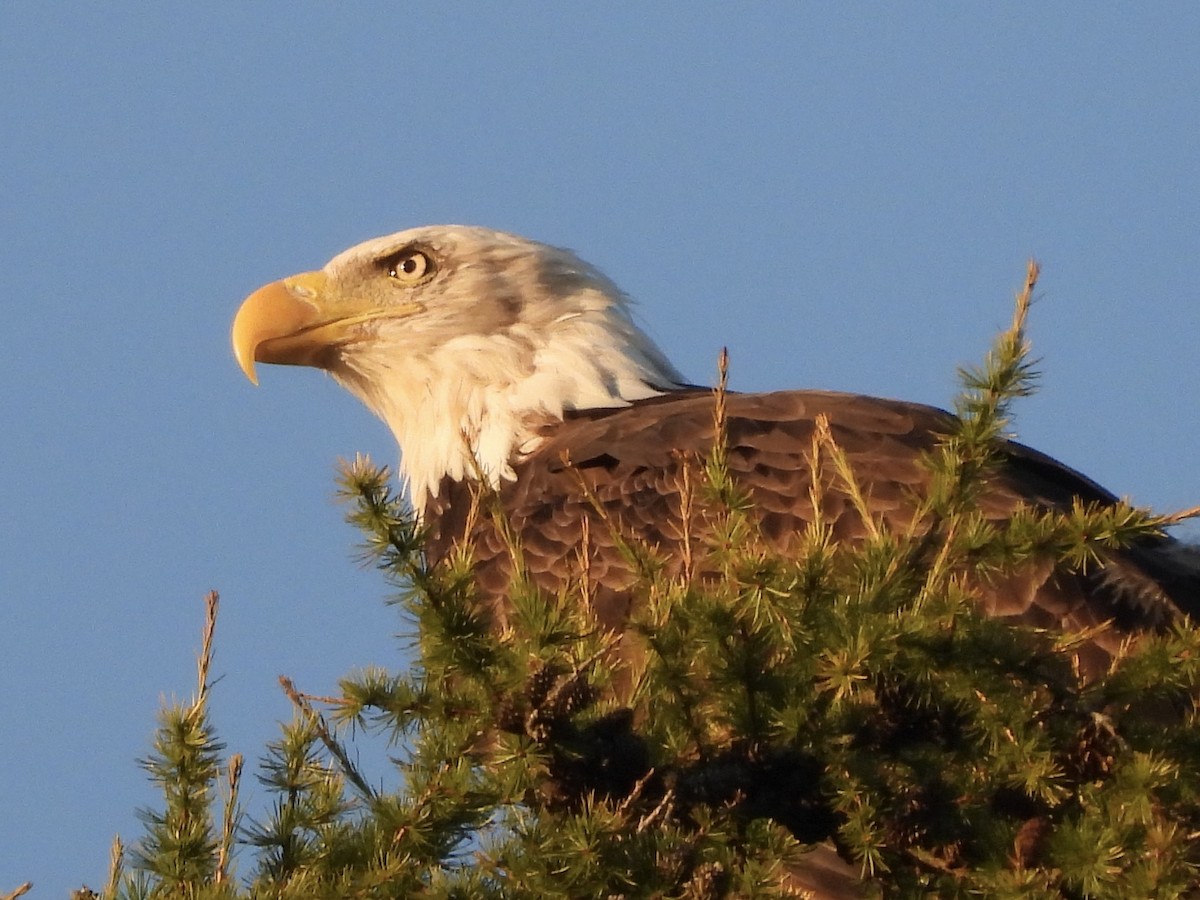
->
[575,512,595,613]
[196,591,219,703]
[280,676,376,800]
[1161,505,1200,527]
[815,415,881,542]
[675,451,697,583]
[216,753,243,885]
[102,834,123,900]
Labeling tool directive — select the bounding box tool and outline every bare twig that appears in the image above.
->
[613,766,656,820]
[280,676,377,801]
[575,512,595,612]
[637,785,676,834]
[102,835,123,900]
[815,415,881,542]
[709,347,731,480]
[197,591,219,703]
[674,451,697,583]
[1161,505,1200,527]
[216,753,243,884]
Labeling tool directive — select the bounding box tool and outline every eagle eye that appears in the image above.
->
[383,248,434,284]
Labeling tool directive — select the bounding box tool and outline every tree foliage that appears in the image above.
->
[77,265,1200,898]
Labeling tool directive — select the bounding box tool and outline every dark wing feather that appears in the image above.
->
[425,390,1197,669]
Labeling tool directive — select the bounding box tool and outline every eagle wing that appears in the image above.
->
[425,389,1194,671]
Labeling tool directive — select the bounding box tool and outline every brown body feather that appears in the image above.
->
[426,389,1197,674]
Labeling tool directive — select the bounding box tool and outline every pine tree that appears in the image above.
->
[80,265,1200,898]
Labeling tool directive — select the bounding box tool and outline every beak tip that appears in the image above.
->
[232,343,260,386]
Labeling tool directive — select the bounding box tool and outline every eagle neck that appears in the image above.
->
[334,315,683,517]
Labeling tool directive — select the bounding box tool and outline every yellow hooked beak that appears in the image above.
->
[231,269,423,384]
[231,271,329,384]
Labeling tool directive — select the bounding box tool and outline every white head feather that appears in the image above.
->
[320,226,686,514]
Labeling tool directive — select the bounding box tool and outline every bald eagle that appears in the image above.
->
[232,226,1198,668]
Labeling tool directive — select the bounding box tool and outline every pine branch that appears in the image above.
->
[130,592,225,890]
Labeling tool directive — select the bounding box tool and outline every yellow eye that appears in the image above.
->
[386,249,432,283]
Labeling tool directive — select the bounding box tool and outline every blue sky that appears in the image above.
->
[2,4,1198,894]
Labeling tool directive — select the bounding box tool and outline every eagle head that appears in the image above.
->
[232,226,685,510]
